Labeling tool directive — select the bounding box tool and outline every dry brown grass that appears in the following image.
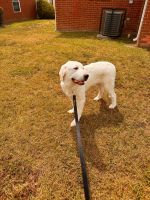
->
[0,20,150,200]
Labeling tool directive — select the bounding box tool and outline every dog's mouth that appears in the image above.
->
[72,78,85,85]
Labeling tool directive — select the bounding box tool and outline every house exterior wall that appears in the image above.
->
[0,0,37,24]
[55,0,144,35]
[138,0,150,47]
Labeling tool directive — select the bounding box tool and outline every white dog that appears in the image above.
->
[59,61,117,127]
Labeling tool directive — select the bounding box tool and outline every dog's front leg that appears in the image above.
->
[68,108,74,114]
[70,96,85,127]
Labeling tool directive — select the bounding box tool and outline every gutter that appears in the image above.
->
[133,0,148,42]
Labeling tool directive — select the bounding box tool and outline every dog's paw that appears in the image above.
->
[68,108,74,114]
[70,119,76,127]
[93,96,101,101]
[109,104,116,109]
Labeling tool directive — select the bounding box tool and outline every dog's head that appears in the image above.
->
[59,61,89,85]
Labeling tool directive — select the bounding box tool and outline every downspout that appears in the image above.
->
[54,0,57,31]
[133,0,148,42]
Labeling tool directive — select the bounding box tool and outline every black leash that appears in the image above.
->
[73,95,90,200]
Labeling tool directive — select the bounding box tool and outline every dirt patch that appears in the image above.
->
[0,156,40,200]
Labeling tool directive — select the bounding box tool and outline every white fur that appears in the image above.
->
[59,61,117,127]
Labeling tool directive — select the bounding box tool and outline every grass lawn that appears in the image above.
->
[0,20,150,200]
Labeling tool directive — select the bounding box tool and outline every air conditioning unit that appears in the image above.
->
[100,9,126,37]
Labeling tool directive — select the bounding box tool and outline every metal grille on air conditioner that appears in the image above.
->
[100,9,125,37]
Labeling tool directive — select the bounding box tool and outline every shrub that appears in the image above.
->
[37,0,55,19]
[0,7,4,27]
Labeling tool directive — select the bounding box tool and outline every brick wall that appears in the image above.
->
[0,0,37,24]
[55,0,144,35]
[138,0,150,47]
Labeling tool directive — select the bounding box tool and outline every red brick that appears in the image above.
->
[55,0,144,35]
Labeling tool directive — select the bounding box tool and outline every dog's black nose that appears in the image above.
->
[84,74,89,81]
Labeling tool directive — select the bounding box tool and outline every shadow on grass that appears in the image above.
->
[57,32,134,44]
[72,99,124,172]
[56,32,97,39]
[57,33,150,52]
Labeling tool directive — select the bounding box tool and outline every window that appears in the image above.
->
[12,0,21,13]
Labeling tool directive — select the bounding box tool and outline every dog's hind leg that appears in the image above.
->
[108,91,117,109]
[104,83,117,109]
[94,85,104,101]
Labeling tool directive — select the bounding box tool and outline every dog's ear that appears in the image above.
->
[59,65,66,81]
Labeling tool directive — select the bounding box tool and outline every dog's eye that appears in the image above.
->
[74,67,78,70]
